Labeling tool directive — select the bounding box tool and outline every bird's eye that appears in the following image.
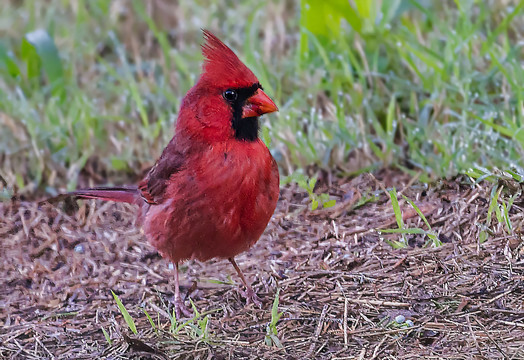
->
[223,89,238,102]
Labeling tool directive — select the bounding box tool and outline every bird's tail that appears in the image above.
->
[41,186,139,205]
[71,186,139,203]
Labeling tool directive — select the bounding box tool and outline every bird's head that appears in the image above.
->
[177,30,278,143]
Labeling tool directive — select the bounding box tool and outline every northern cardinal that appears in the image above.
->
[61,30,279,317]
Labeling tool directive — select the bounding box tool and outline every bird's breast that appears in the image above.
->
[143,140,279,263]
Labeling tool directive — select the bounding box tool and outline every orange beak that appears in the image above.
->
[242,89,278,118]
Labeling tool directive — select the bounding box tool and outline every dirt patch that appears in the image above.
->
[1,173,523,359]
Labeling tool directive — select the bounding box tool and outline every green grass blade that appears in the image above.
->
[482,1,524,54]
[402,195,432,231]
[111,290,137,335]
[386,93,396,135]
[131,0,172,71]
[0,43,20,77]
[101,326,112,345]
[379,228,425,234]
[23,29,64,95]
[388,188,404,229]
[385,239,408,249]
[142,308,156,331]
[487,186,502,225]
[271,288,281,325]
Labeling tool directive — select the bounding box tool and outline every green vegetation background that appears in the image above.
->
[1,0,523,197]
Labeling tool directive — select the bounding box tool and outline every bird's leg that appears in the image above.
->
[173,262,193,318]
[228,257,262,307]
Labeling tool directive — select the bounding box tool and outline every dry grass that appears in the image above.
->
[1,172,523,359]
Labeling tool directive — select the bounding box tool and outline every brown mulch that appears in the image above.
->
[1,172,523,359]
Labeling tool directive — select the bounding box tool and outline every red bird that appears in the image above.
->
[68,31,279,317]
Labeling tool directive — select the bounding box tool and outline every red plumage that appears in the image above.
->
[67,30,279,317]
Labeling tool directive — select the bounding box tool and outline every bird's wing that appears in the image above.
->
[138,140,185,205]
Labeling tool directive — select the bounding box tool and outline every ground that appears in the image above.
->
[1,171,523,359]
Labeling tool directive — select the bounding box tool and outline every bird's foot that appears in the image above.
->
[176,301,194,319]
[168,295,194,319]
[240,287,263,308]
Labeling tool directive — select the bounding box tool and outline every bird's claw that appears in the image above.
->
[168,295,193,319]
[241,287,263,308]
[176,301,194,319]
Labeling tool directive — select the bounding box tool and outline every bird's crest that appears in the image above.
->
[200,30,257,87]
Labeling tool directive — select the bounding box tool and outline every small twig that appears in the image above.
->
[484,287,515,305]
[306,305,328,357]
[497,320,524,328]
[509,343,524,360]
[239,316,342,333]
[344,298,410,308]
[33,335,54,359]
[368,173,388,195]
[466,315,482,357]
[354,326,421,337]
[314,340,329,357]
[148,302,171,320]
[18,207,30,239]
[336,281,349,347]
[370,336,386,360]
[474,318,507,358]
[398,171,421,196]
